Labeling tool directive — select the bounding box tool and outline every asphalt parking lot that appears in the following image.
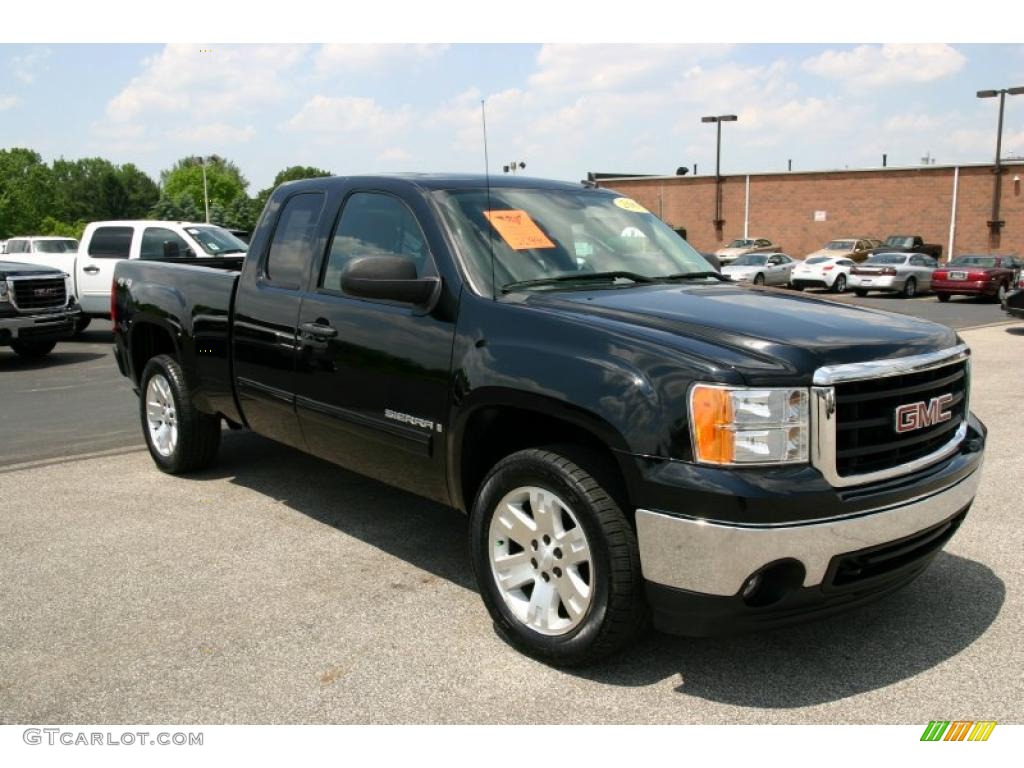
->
[1,299,1021,724]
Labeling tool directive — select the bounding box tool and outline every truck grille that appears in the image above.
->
[834,359,968,477]
[9,277,68,311]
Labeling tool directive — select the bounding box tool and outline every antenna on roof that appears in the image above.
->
[482,99,496,300]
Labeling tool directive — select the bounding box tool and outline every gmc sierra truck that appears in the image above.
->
[1,260,82,358]
[112,175,986,665]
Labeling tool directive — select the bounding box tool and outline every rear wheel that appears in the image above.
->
[902,277,918,298]
[140,354,221,474]
[832,274,847,293]
[10,340,57,359]
[470,446,647,666]
[937,293,951,303]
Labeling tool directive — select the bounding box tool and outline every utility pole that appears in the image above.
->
[977,86,1024,234]
[701,115,738,231]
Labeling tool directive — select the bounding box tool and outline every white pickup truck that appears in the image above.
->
[8,222,247,332]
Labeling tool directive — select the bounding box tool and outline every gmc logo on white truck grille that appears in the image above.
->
[894,393,954,433]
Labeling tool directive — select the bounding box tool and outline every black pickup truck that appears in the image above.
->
[870,235,943,260]
[112,174,986,665]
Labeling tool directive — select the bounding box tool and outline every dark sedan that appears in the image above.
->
[932,255,1022,303]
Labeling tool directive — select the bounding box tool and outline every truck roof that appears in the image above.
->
[279,173,590,193]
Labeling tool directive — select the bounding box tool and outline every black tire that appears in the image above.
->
[995,282,1009,304]
[832,274,847,293]
[854,289,868,297]
[11,340,56,359]
[470,446,648,666]
[73,317,92,335]
[790,283,804,291]
[937,293,951,303]
[139,354,221,474]
[753,273,765,286]
[902,277,917,298]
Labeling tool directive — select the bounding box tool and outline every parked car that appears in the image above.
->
[849,252,938,298]
[66,221,248,329]
[869,235,942,260]
[789,255,856,293]
[3,235,81,274]
[714,237,779,265]
[805,238,877,263]
[1,260,82,358]
[932,255,1022,303]
[721,252,796,286]
[111,174,985,666]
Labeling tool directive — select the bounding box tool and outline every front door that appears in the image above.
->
[293,189,457,504]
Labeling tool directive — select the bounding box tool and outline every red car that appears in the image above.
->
[932,255,1023,303]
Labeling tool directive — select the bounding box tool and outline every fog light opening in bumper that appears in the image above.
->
[741,560,806,608]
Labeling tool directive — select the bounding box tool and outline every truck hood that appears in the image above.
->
[0,261,65,278]
[518,282,957,383]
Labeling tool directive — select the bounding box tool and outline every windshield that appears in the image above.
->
[805,256,830,265]
[433,188,712,293]
[948,256,996,268]
[35,239,78,253]
[730,254,768,267]
[866,254,908,265]
[727,239,754,248]
[184,225,248,255]
[885,236,914,248]
[825,240,855,250]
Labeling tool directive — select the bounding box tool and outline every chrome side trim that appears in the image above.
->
[635,468,980,596]
[811,345,971,487]
[812,343,970,385]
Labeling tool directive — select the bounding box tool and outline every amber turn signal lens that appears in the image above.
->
[690,385,734,463]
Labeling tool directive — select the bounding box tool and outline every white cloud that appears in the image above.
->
[377,146,412,164]
[284,95,412,136]
[0,95,19,111]
[802,44,966,88]
[171,123,256,144]
[11,49,50,84]
[315,44,449,74]
[105,44,309,123]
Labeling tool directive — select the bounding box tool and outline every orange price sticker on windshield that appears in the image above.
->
[484,209,556,250]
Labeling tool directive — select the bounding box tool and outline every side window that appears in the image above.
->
[320,192,430,292]
[88,226,134,259]
[264,192,325,288]
[141,227,191,259]
[8,239,28,254]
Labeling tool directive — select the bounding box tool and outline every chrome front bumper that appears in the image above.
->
[636,466,981,596]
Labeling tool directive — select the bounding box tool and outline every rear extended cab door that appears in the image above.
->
[77,224,141,315]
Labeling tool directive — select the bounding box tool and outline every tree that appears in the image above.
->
[251,165,333,224]
[150,193,202,223]
[50,157,159,222]
[0,148,54,238]
[160,155,249,217]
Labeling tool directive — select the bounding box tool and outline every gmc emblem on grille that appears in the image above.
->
[894,393,954,433]
[33,287,61,297]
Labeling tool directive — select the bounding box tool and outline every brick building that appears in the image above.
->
[595,162,1024,260]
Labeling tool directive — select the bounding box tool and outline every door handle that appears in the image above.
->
[82,266,100,274]
[300,322,337,340]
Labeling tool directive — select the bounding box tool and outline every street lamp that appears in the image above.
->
[977,86,1024,233]
[701,114,738,230]
[189,155,215,223]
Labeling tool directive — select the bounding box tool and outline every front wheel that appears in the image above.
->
[902,277,918,298]
[11,340,57,359]
[995,282,1009,304]
[854,289,868,297]
[73,317,92,335]
[831,274,847,293]
[470,447,647,666]
[753,273,765,286]
[140,354,221,474]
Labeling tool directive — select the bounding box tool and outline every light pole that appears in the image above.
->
[977,86,1024,234]
[701,114,737,231]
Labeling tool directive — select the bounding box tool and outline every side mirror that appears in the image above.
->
[341,255,440,306]
[163,241,180,258]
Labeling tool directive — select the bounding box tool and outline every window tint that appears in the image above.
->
[88,226,134,258]
[321,192,430,292]
[265,193,325,287]
[141,227,191,259]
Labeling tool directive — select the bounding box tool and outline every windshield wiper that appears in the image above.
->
[655,271,730,282]
[500,271,656,293]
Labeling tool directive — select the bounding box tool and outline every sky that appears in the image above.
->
[1,43,1023,193]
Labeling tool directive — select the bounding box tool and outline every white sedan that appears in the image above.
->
[789,255,856,293]
[721,252,796,286]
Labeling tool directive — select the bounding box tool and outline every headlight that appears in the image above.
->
[689,384,809,465]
